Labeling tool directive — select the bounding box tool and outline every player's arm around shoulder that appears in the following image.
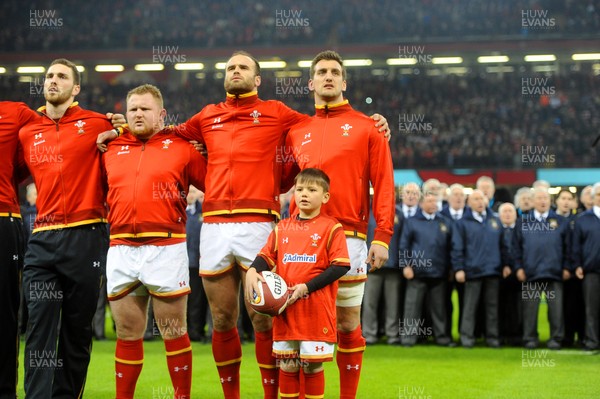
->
[184,136,208,193]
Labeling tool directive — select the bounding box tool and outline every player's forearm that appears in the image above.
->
[305,265,348,293]
[249,255,270,273]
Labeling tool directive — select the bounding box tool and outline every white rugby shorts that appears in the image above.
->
[199,222,274,277]
[273,340,335,362]
[337,237,368,307]
[107,243,190,300]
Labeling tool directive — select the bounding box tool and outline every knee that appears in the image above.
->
[280,359,300,373]
[115,318,146,340]
[211,308,238,332]
[303,362,323,374]
[337,314,360,333]
[249,311,273,332]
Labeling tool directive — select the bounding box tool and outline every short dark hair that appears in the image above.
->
[310,50,346,80]
[295,168,330,192]
[230,50,261,76]
[49,58,80,85]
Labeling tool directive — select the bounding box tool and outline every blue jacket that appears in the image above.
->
[368,204,402,269]
[513,210,570,281]
[572,210,600,274]
[186,200,202,268]
[501,226,516,268]
[440,205,466,222]
[451,207,507,279]
[399,210,452,279]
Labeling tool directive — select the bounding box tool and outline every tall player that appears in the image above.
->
[281,50,395,398]
[0,101,37,398]
[18,59,115,398]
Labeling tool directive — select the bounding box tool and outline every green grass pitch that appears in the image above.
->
[16,303,600,398]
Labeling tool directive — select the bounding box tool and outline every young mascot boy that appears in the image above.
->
[246,168,350,398]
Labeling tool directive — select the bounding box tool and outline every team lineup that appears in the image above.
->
[5,48,597,399]
[1,50,394,398]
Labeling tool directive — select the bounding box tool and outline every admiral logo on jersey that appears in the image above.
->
[282,253,317,264]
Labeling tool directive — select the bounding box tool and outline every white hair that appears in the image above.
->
[592,182,600,197]
[498,202,516,213]
[26,183,37,196]
[532,179,550,189]
[449,183,464,193]
[476,176,495,189]
[514,187,532,206]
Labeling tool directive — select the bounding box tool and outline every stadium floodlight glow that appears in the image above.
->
[477,56,509,63]
[343,59,373,67]
[134,64,164,71]
[174,63,204,70]
[95,65,124,72]
[572,53,600,61]
[259,61,287,69]
[195,72,206,79]
[486,66,515,73]
[297,60,312,68]
[17,66,45,74]
[274,70,303,78]
[524,54,556,62]
[446,67,469,74]
[0,67,6,74]
[386,58,417,65]
[215,62,227,70]
[532,65,557,73]
[76,65,85,72]
[432,57,463,65]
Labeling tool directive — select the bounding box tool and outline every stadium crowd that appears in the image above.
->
[2,0,599,51]
[2,68,598,169]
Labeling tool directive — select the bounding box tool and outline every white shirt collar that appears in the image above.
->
[533,210,549,221]
[593,206,600,219]
[422,211,435,220]
[403,204,417,216]
[450,208,463,218]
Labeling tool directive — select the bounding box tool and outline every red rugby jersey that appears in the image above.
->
[286,100,395,247]
[258,214,350,343]
[0,101,37,215]
[170,92,309,223]
[102,131,206,246]
[19,102,112,231]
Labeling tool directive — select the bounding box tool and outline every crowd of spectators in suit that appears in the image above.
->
[362,177,600,350]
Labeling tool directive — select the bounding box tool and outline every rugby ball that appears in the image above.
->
[250,271,289,317]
